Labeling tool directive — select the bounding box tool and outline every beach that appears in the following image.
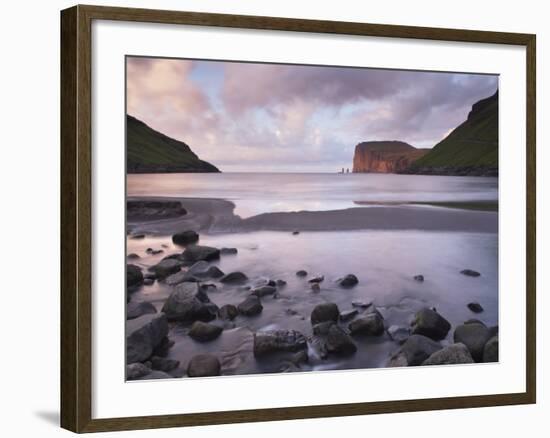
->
[126,173,499,379]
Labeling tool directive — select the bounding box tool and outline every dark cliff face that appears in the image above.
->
[352,141,429,173]
[127,115,220,173]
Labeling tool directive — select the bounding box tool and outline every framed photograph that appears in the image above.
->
[60,4,536,433]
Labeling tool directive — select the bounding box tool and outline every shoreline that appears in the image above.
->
[127,196,498,236]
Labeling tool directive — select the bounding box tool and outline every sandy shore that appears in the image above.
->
[127,196,498,235]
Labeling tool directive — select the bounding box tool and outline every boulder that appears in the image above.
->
[143,278,154,286]
[276,279,287,287]
[339,309,358,322]
[296,270,308,277]
[422,343,474,365]
[187,354,221,377]
[127,200,186,220]
[127,264,144,287]
[172,230,199,246]
[203,266,225,278]
[461,269,481,277]
[387,325,410,344]
[349,313,384,336]
[165,270,195,286]
[218,304,238,321]
[483,336,499,362]
[152,336,175,357]
[237,295,263,316]
[161,282,218,322]
[150,356,180,372]
[220,271,248,284]
[149,259,181,279]
[388,335,442,366]
[311,303,340,325]
[220,247,238,255]
[338,274,359,288]
[127,253,140,260]
[411,308,451,340]
[126,314,169,364]
[250,285,277,297]
[467,302,484,313]
[182,245,220,263]
[253,330,307,357]
[189,321,223,342]
[413,275,424,282]
[126,362,151,380]
[311,283,321,293]
[135,370,172,380]
[352,301,373,309]
[453,322,492,362]
[325,324,357,356]
[127,301,157,320]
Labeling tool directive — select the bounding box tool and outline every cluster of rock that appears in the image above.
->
[386,308,498,367]
[126,229,497,379]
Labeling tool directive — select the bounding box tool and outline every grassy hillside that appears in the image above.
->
[409,91,498,173]
[127,115,220,173]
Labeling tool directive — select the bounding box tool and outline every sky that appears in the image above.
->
[127,56,498,172]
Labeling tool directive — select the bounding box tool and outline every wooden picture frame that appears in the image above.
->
[60,4,536,433]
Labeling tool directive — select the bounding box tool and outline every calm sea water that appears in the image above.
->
[127,172,498,217]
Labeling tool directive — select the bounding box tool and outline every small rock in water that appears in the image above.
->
[127,301,157,320]
[126,362,151,380]
[351,300,372,309]
[338,274,359,288]
[150,356,180,372]
[149,259,181,279]
[311,303,340,325]
[161,244,169,248]
[387,325,410,344]
[253,330,307,357]
[411,307,451,341]
[387,334,443,367]
[189,321,223,342]
[250,285,277,297]
[461,269,481,277]
[292,230,300,235]
[127,253,140,260]
[348,313,385,336]
[130,234,145,240]
[308,275,324,284]
[467,302,484,313]
[296,270,308,277]
[172,230,199,246]
[220,247,238,255]
[187,354,221,377]
[151,249,163,255]
[143,278,154,286]
[237,295,263,316]
[218,304,238,321]
[311,283,321,293]
[182,245,220,263]
[339,309,358,322]
[422,343,474,365]
[325,324,357,356]
[413,275,424,282]
[464,318,486,326]
[220,271,248,284]
[483,336,499,362]
[276,279,287,287]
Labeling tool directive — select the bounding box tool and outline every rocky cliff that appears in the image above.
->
[352,141,429,173]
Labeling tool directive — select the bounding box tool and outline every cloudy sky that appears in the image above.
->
[127,57,498,172]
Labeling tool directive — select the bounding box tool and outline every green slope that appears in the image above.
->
[409,91,498,174]
[127,115,220,173]
[355,141,415,153]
